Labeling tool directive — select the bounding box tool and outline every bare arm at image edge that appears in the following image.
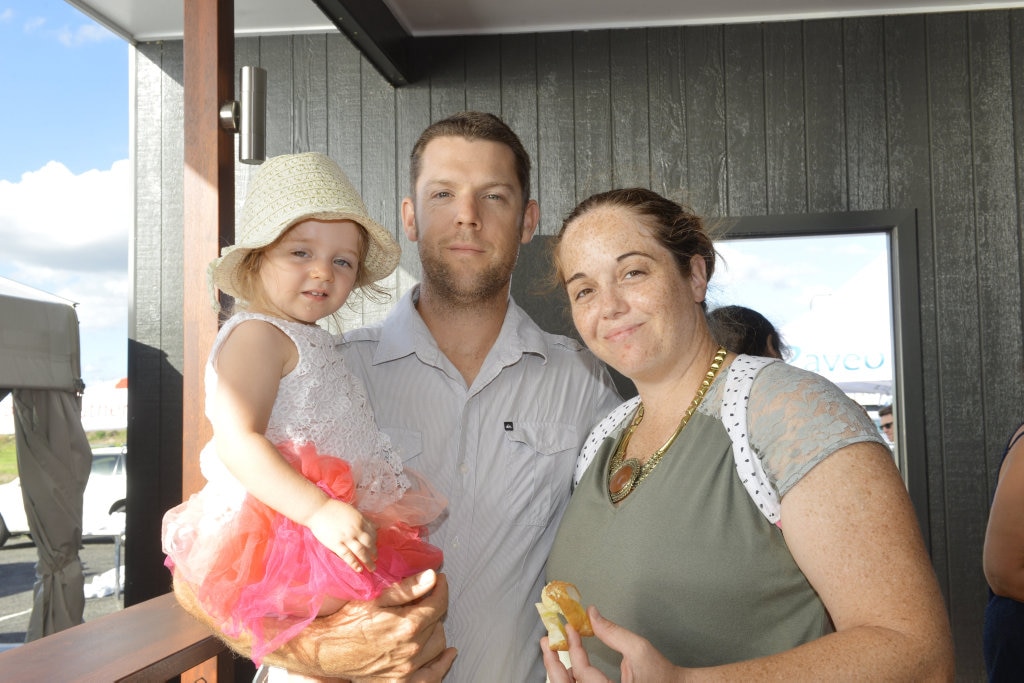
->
[984,425,1024,601]
[172,570,454,680]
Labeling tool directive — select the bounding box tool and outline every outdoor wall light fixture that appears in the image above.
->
[219,66,267,164]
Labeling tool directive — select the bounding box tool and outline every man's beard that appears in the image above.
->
[417,241,518,306]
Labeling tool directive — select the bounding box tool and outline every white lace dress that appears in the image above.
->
[161,312,445,664]
[198,312,411,510]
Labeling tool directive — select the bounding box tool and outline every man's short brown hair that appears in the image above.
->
[408,111,532,208]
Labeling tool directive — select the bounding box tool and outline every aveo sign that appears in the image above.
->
[786,346,892,395]
[788,347,888,375]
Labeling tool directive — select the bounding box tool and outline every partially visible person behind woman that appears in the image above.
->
[707,304,789,359]
[541,187,954,681]
[983,421,1024,682]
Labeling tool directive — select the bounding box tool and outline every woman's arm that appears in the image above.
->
[545,441,954,683]
[984,425,1024,600]
[748,440,955,681]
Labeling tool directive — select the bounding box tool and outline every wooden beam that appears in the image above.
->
[182,0,234,500]
[312,0,415,85]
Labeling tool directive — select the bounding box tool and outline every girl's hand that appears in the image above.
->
[542,607,684,683]
[308,498,378,572]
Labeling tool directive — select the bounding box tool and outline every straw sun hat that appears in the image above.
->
[209,152,400,304]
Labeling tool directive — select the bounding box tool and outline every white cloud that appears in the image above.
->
[0,160,130,265]
[0,9,14,23]
[16,12,114,45]
[0,160,129,383]
[57,22,113,47]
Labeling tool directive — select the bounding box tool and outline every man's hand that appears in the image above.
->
[173,569,453,679]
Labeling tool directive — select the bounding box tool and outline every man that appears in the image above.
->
[879,404,895,444]
[175,111,620,681]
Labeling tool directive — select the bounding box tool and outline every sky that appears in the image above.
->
[0,0,129,387]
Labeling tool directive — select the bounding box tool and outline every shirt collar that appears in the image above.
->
[373,284,552,367]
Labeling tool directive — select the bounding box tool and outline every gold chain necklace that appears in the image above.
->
[608,346,728,503]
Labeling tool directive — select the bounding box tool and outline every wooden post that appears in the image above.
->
[182,1,235,680]
[182,0,234,499]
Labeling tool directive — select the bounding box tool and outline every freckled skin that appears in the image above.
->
[557,205,709,387]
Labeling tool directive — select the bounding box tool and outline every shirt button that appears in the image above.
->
[459,462,469,474]
[451,536,460,548]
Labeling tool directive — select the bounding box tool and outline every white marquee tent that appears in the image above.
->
[0,276,91,640]
[781,252,894,401]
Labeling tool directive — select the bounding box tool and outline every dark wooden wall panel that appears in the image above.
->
[293,35,329,153]
[127,41,186,604]
[970,11,1024,472]
[155,43,185,605]
[327,33,364,189]
[927,15,988,676]
[362,53,398,247]
[764,22,807,214]
[466,36,501,114]
[537,32,578,234]
[500,33,540,224]
[394,63,430,287]
[843,18,888,211]
[427,37,467,120]
[262,36,295,158]
[804,20,846,214]
[883,13,947,593]
[724,23,767,215]
[131,12,1024,676]
[610,29,651,190]
[127,42,171,605]
[1011,12,1024,481]
[684,26,727,216]
[647,28,686,205]
[573,31,613,201]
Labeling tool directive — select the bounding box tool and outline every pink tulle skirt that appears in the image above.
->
[162,440,444,664]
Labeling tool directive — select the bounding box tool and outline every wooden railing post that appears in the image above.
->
[182,0,235,679]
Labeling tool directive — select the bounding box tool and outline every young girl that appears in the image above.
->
[161,152,445,671]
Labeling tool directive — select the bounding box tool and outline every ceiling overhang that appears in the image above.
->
[66,0,1024,86]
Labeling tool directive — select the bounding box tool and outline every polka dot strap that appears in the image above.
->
[722,355,781,524]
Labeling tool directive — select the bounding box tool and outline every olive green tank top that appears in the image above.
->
[546,363,883,675]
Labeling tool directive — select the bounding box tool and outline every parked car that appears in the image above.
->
[0,446,126,546]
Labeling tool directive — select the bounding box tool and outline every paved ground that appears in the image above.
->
[0,535,123,646]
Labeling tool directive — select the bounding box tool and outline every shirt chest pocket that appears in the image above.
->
[382,428,423,465]
[503,421,579,527]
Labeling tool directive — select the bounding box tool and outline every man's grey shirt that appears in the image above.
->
[341,286,620,682]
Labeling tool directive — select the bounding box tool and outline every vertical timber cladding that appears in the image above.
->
[131,12,1024,679]
[127,40,186,606]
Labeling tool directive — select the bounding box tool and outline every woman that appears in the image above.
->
[542,188,954,681]
[983,421,1024,681]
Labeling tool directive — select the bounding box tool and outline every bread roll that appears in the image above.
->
[536,580,594,651]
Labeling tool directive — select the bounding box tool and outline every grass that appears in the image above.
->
[0,429,127,485]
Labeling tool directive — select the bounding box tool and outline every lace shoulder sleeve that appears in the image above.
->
[747,362,888,497]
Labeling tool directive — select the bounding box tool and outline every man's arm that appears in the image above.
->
[173,569,453,679]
